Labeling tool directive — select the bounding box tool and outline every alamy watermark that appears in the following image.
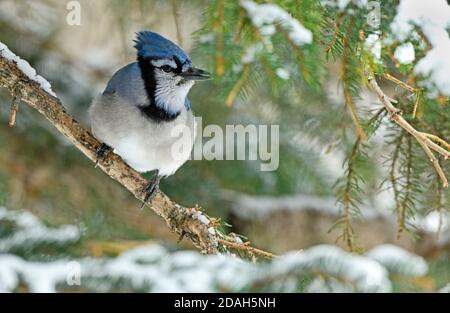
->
[66,261,81,286]
[171,117,279,172]
[66,1,81,26]
[367,1,381,29]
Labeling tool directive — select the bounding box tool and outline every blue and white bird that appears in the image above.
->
[89,31,211,205]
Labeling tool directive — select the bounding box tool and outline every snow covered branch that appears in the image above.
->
[2,207,430,293]
[0,43,272,258]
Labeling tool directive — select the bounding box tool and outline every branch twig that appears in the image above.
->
[8,94,19,127]
[382,73,424,118]
[422,133,450,153]
[0,53,274,259]
[366,69,449,187]
[341,18,366,141]
[382,73,415,93]
[218,238,277,260]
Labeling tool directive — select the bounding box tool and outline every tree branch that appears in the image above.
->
[366,69,449,187]
[0,51,274,259]
[217,238,277,260]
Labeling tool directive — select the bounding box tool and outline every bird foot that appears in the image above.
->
[95,143,112,168]
[141,174,161,208]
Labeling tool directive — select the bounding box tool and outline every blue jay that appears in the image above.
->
[89,31,211,206]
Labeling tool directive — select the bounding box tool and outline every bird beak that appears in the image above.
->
[181,67,212,81]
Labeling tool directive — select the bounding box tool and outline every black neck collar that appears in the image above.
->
[137,56,180,122]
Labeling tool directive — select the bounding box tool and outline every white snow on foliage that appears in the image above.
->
[0,207,80,253]
[240,0,312,46]
[391,0,450,96]
[270,245,391,292]
[229,191,449,241]
[0,208,431,292]
[439,283,450,293]
[0,255,75,293]
[321,0,368,10]
[394,42,415,64]
[275,68,290,80]
[0,243,395,293]
[229,192,385,221]
[306,277,353,292]
[242,43,264,64]
[365,34,382,62]
[198,33,215,44]
[0,41,56,97]
[366,244,428,276]
[420,211,448,234]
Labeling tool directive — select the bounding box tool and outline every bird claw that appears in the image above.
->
[95,143,112,168]
[141,174,161,209]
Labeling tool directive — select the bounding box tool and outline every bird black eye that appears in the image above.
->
[160,65,172,73]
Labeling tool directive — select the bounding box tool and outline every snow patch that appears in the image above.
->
[0,243,397,292]
[365,34,382,62]
[242,44,263,64]
[321,0,368,10]
[366,244,428,276]
[439,283,450,293]
[272,245,391,292]
[420,211,448,234]
[0,208,429,293]
[240,0,312,46]
[275,68,290,80]
[0,41,57,97]
[229,192,384,221]
[192,211,210,225]
[0,207,80,253]
[394,42,415,64]
[391,0,450,96]
[198,33,215,44]
[234,236,244,244]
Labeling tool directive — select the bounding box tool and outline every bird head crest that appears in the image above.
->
[133,31,191,65]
